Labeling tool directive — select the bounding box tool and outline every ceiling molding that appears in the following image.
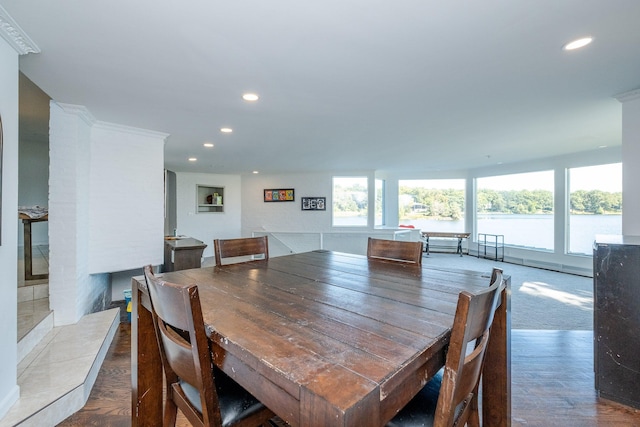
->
[0,5,40,55]
[56,102,97,126]
[94,121,169,141]
[615,88,640,103]
[55,102,169,140]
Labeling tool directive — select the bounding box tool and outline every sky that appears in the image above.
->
[568,163,622,192]
[477,171,554,192]
[400,163,622,193]
[399,179,465,190]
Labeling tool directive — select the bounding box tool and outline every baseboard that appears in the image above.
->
[503,255,593,277]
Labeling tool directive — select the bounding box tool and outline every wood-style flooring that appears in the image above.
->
[58,325,640,427]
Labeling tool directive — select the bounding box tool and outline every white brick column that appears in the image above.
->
[49,103,166,325]
[49,103,96,325]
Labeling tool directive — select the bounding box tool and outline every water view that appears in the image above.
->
[403,214,621,255]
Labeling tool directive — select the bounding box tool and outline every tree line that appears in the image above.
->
[400,187,622,219]
[333,183,368,215]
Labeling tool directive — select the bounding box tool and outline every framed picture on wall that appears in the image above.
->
[264,188,295,202]
[301,197,326,211]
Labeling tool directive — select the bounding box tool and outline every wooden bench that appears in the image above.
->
[421,231,471,256]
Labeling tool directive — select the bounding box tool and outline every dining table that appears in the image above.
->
[131,250,510,427]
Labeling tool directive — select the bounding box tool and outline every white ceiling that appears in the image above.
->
[4,1,640,175]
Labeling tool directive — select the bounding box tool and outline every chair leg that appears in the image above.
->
[467,394,480,427]
[163,396,178,427]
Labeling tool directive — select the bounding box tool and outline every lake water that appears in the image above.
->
[402,214,621,255]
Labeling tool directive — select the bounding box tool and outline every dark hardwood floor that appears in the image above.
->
[58,325,640,427]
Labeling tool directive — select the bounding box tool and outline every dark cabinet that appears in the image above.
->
[164,237,207,272]
[593,235,640,409]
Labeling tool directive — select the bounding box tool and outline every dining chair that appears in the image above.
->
[386,269,504,427]
[367,237,423,265]
[213,236,269,266]
[143,265,275,427]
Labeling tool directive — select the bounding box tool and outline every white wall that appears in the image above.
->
[0,35,20,419]
[88,122,165,273]
[619,90,640,235]
[242,171,412,255]
[175,172,242,258]
[242,171,376,236]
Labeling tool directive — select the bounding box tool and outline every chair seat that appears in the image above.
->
[180,367,269,427]
[386,371,442,427]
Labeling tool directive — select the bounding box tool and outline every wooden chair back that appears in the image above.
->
[434,268,504,426]
[144,266,274,426]
[144,265,222,426]
[214,236,269,266]
[367,237,423,265]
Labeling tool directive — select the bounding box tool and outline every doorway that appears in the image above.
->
[18,72,51,341]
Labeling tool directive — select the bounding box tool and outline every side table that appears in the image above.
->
[20,213,49,280]
[477,233,504,261]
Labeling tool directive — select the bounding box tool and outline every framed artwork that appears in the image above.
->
[301,197,326,211]
[264,188,295,202]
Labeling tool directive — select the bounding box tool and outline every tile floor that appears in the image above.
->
[1,309,120,427]
[3,245,120,427]
[17,245,51,341]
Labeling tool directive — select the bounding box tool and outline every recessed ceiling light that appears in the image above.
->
[203,143,214,148]
[220,127,233,133]
[188,157,197,162]
[598,145,607,149]
[253,171,259,174]
[242,93,259,101]
[563,37,593,51]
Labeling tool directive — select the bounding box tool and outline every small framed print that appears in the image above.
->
[264,188,295,202]
[301,197,326,211]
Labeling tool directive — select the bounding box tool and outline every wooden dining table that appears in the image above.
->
[132,250,510,427]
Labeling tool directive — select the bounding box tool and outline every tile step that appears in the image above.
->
[0,308,120,427]
[17,310,53,364]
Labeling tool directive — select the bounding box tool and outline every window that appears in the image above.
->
[398,179,465,232]
[375,179,385,226]
[477,171,554,250]
[333,177,368,226]
[568,163,622,254]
